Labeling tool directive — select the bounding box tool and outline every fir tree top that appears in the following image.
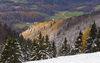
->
[90,21,97,39]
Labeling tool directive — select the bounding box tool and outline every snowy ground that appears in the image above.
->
[23,52,100,63]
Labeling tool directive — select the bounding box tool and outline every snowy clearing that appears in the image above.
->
[23,52,100,63]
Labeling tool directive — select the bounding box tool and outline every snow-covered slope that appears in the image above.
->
[23,52,100,63]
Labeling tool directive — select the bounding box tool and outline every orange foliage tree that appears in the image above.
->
[79,27,90,53]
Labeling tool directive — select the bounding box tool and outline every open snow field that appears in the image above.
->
[23,52,100,63]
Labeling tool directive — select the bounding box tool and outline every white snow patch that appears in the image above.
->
[23,52,100,63]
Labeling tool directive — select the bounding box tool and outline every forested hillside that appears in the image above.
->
[21,10,100,51]
[1,11,100,63]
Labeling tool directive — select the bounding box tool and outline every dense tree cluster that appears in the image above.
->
[1,20,100,63]
[74,21,100,54]
[58,38,70,56]
[0,27,57,62]
[30,32,57,61]
[0,12,44,26]
[1,37,22,63]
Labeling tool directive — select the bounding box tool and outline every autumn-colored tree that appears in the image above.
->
[84,22,97,53]
[79,27,90,53]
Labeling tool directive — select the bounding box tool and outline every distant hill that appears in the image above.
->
[0,0,100,33]
[5,0,93,5]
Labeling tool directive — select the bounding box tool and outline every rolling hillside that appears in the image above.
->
[21,12,100,50]
[0,0,100,33]
[21,18,66,40]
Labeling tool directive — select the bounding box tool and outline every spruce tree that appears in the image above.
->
[3,23,8,32]
[38,34,52,59]
[51,40,56,57]
[4,33,8,41]
[30,39,39,61]
[45,35,49,45]
[31,32,44,60]
[1,37,22,63]
[23,39,32,61]
[36,32,43,60]
[44,35,52,58]
[74,30,83,54]
[38,34,46,60]
[85,21,97,53]
[95,28,100,51]
[38,32,42,43]
[85,37,93,53]
[59,38,70,56]
[93,28,100,52]
[31,33,52,60]
[90,21,97,40]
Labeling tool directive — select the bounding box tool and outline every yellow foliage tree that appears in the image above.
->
[72,17,76,20]
[79,27,90,53]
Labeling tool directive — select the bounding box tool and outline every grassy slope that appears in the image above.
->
[49,11,84,20]
[13,22,33,28]
[94,5,100,10]
[30,5,37,10]
[10,0,27,3]
[9,0,84,28]
[66,11,84,17]
[13,11,84,28]
[76,6,86,9]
